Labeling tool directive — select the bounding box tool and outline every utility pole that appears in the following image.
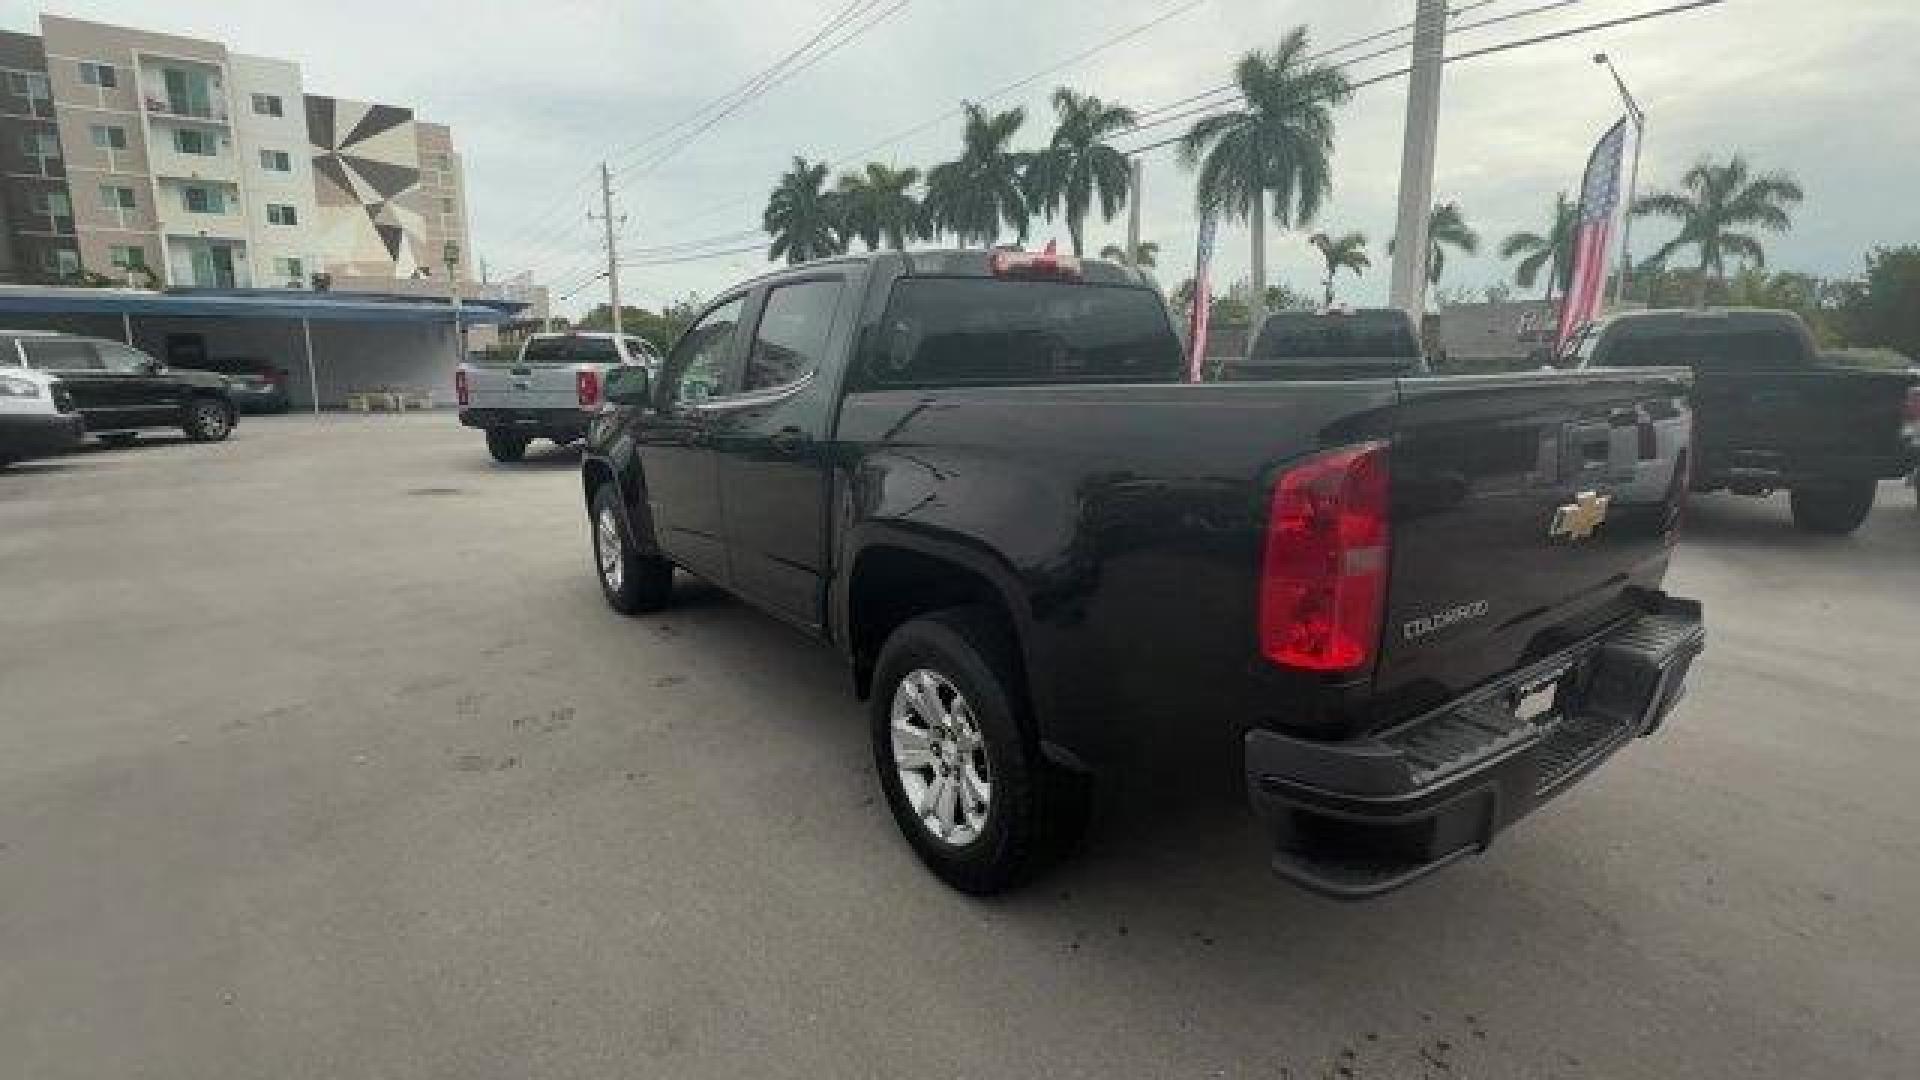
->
[1388,0,1447,320]
[1125,157,1143,265]
[591,161,626,335]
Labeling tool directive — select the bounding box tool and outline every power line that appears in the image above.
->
[490,0,880,275]
[1118,0,1722,157]
[612,0,907,182]
[632,0,1207,251]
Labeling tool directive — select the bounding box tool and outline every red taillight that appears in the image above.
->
[576,368,600,407]
[268,368,288,388]
[454,368,469,406]
[1260,442,1390,674]
[1904,385,1920,424]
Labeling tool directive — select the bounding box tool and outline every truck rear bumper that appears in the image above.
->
[458,407,591,442]
[1246,593,1705,900]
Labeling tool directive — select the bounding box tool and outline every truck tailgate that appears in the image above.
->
[464,364,583,411]
[1693,365,1911,477]
[1374,370,1692,720]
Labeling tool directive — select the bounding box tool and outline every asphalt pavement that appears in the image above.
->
[2,414,1915,1079]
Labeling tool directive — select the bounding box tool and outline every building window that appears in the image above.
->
[7,70,52,101]
[440,197,455,214]
[258,148,291,172]
[250,93,283,117]
[183,185,225,214]
[267,203,298,226]
[273,256,304,280]
[99,184,136,210]
[174,128,216,156]
[89,123,128,150]
[79,61,119,88]
[30,188,71,216]
[42,248,82,277]
[20,130,60,171]
[110,245,147,269]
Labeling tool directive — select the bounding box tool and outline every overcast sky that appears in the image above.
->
[15,0,1918,314]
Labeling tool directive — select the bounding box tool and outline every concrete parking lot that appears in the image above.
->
[2,414,1916,1079]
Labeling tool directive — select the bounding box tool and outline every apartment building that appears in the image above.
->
[0,14,471,290]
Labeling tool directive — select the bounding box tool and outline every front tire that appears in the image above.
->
[1789,477,1876,535]
[485,429,529,462]
[182,397,233,442]
[871,606,1089,895]
[591,485,672,615]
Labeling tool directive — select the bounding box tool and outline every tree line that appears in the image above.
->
[756,25,1840,326]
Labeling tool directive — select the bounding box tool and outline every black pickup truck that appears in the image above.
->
[1564,308,1915,533]
[582,249,1705,899]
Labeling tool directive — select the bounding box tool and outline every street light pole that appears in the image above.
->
[1595,52,1646,308]
[444,240,463,364]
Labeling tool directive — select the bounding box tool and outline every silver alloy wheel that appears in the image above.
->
[890,668,992,847]
[194,401,228,438]
[596,505,624,592]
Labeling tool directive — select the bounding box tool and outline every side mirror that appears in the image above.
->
[604,365,652,407]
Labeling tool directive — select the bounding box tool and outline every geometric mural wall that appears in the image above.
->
[306,95,433,277]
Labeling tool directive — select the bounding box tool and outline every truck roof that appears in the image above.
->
[718,248,1156,293]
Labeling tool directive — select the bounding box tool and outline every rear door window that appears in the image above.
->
[21,339,101,371]
[744,278,844,392]
[865,279,1181,389]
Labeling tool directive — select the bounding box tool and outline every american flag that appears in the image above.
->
[1554,117,1629,349]
[1187,213,1218,381]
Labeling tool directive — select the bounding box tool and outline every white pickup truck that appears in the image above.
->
[456,332,661,461]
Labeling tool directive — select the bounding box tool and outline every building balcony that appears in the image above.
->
[143,96,229,124]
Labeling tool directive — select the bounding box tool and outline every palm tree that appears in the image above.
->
[1307,231,1368,306]
[1633,153,1804,305]
[923,103,1033,247]
[1423,202,1478,286]
[764,156,845,265]
[836,162,922,251]
[1098,240,1159,268]
[1178,26,1351,329]
[1027,87,1136,257]
[1497,191,1576,301]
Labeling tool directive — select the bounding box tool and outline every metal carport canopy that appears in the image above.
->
[0,286,519,324]
[0,285,523,414]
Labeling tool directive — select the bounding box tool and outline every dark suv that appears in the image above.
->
[0,331,237,446]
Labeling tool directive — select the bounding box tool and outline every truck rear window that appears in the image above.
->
[1249,312,1420,361]
[1602,329,1806,370]
[865,278,1181,388]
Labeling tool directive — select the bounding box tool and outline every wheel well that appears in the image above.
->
[847,544,1022,701]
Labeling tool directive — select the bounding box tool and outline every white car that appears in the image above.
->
[455,332,661,462]
[0,364,84,469]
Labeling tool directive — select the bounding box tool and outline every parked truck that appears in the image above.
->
[579,249,1706,899]
[456,332,661,462]
[1563,308,1916,533]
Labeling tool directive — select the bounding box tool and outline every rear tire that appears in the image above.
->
[485,429,529,463]
[591,485,672,615]
[870,605,1090,895]
[1789,477,1876,535]
[182,397,233,442]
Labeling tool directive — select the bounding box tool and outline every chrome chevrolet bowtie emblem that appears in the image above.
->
[1550,491,1611,540]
